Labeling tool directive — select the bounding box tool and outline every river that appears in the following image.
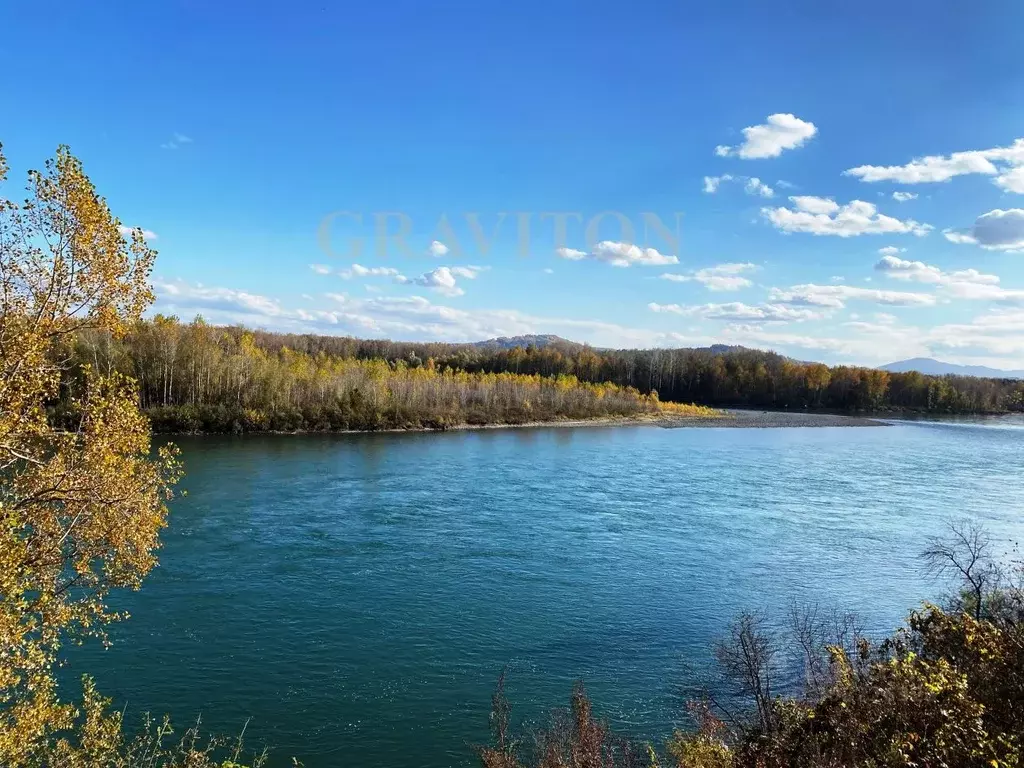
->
[68,418,1024,766]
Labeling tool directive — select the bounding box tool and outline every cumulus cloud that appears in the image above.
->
[996,167,1024,194]
[649,301,824,322]
[769,283,937,308]
[715,113,818,159]
[873,255,999,287]
[309,264,333,275]
[892,191,918,202]
[762,196,932,237]
[556,241,678,267]
[944,209,1024,251]
[411,266,465,296]
[659,262,758,291]
[118,225,158,241]
[427,240,449,257]
[844,138,1024,193]
[971,209,1024,251]
[703,175,773,197]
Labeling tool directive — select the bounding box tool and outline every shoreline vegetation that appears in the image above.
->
[60,320,1023,435]
[152,409,889,436]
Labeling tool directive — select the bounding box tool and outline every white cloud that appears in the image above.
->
[555,247,588,261]
[971,208,1024,251]
[412,266,464,296]
[892,191,918,202]
[788,196,840,214]
[945,209,1024,251]
[649,301,824,323]
[996,167,1024,194]
[942,283,1024,304]
[698,276,752,292]
[339,263,404,279]
[943,230,978,245]
[118,225,158,241]
[715,113,818,159]
[745,177,775,198]
[762,197,932,237]
[427,240,449,257]
[703,174,773,197]
[874,255,999,287]
[154,278,287,317]
[659,263,757,291]
[557,241,678,267]
[878,246,906,256]
[770,283,937,308]
[844,138,1024,193]
[703,174,733,193]
[309,264,332,275]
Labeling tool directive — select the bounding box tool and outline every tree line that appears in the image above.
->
[62,320,701,433]
[66,319,1024,427]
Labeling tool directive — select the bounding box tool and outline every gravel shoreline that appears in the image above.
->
[438,409,886,432]
[657,409,885,429]
[158,409,887,436]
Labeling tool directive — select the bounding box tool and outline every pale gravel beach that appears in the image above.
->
[438,408,886,432]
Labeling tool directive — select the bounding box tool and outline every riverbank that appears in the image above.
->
[441,409,886,431]
[669,409,886,428]
[153,409,887,434]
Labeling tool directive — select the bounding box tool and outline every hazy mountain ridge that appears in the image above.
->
[472,335,751,356]
[471,334,576,350]
[882,357,1024,379]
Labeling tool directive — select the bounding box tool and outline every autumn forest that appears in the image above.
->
[59,317,1024,433]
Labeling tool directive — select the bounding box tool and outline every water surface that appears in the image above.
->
[71,419,1024,766]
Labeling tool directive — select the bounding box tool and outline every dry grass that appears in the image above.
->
[655,401,722,418]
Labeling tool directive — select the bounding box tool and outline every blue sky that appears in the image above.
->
[3,0,1024,366]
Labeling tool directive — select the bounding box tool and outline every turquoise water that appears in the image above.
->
[70,419,1024,766]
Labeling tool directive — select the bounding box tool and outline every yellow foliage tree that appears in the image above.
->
[0,144,181,764]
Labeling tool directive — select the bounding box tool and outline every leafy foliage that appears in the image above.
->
[72,324,1024,420]
[486,525,1024,768]
[65,321,716,432]
[0,144,259,766]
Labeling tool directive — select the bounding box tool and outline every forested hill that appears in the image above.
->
[63,318,1024,430]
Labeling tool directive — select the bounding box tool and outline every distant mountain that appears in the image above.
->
[470,337,755,354]
[471,334,579,350]
[881,357,1024,379]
